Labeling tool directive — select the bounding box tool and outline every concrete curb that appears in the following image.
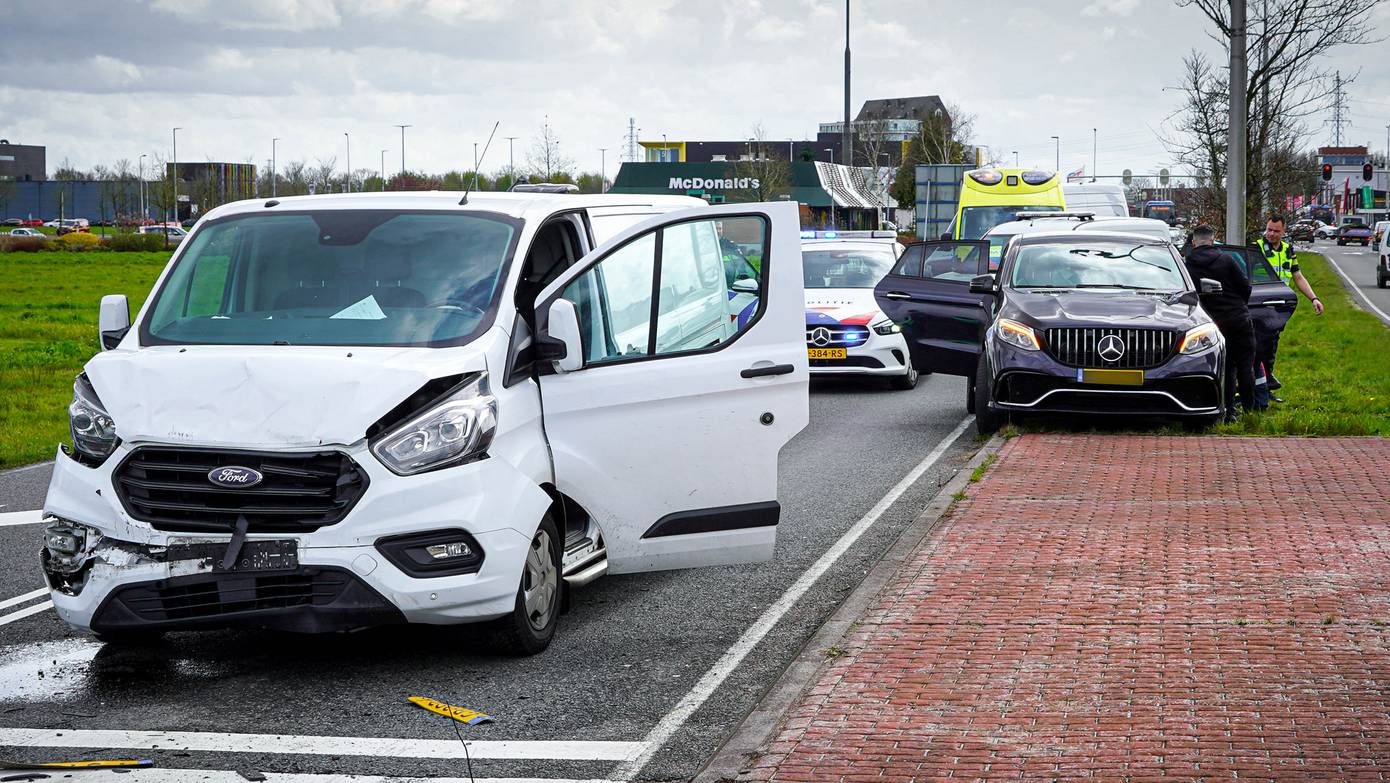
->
[692,432,1009,783]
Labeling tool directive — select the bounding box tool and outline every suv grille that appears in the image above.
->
[114,447,368,533]
[1044,327,1178,369]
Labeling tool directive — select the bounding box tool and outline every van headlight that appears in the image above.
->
[371,373,497,476]
[68,373,118,464]
[1178,323,1221,355]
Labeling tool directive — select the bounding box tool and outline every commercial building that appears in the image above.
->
[0,140,46,182]
[610,161,890,230]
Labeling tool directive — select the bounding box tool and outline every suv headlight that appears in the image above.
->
[996,318,1040,351]
[371,372,497,476]
[871,319,902,335]
[68,373,118,464]
[1178,323,1221,355]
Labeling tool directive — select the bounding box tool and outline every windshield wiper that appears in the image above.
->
[1070,284,1163,290]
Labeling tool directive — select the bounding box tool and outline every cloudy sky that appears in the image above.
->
[3,0,1387,180]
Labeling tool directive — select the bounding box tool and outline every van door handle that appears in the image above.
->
[883,291,911,300]
[741,364,795,379]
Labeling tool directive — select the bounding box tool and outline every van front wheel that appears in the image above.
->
[489,514,561,656]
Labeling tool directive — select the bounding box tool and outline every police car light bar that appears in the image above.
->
[1013,211,1096,221]
[800,230,897,240]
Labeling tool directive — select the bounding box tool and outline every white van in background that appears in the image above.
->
[1062,183,1129,217]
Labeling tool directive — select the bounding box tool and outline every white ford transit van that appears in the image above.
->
[41,192,809,654]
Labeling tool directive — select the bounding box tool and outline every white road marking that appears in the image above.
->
[1322,248,1390,326]
[0,587,49,612]
[0,460,53,476]
[117,772,619,783]
[0,510,44,527]
[0,728,647,762]
[612,414,974,780]
[0,600,53,627]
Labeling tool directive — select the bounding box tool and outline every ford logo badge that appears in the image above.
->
[208,466,264,488]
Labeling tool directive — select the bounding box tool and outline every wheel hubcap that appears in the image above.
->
[522,529,558,632]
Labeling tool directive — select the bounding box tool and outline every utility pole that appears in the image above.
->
[344,132,351,192]
[598,148,607,192]
[1226,0,1247,245]
[1012,150,1018,167]
[842,0,852,167]
[1329,72,1348,146]
[171,127,181,226]
[380,149,388,191]
[825,148,837,228]
[505,136,518,182]
[1091,128,1097,182]
[472,142,479,191]
[138,153,146,220]
[624,118,639,163]
[271,137,279,197]
[395,124,410,176]
[1051,135,1059,171]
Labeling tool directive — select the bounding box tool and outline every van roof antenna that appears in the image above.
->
[460,121,500,206]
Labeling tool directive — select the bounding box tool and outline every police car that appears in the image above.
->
[802,231,917,389]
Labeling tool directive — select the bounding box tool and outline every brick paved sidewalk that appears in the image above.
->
[744,435,1390,782]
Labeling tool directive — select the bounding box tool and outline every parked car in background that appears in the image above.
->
[1372,220,1388,251]
[1313,221,1337,240]
[6,227,46,238]
[1337,222,1373,246]
[136,225,188,241]
[2,218,22,227]
[1288,220,1316,243]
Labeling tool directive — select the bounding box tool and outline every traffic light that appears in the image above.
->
[1322,164,1333,181]
[1364,163,1374,181]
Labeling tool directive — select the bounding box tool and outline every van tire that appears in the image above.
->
[488,514,562,656]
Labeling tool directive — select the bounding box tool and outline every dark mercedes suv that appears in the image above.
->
[873,232,1283,435]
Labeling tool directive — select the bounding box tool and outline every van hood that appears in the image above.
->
[85,342,491,450]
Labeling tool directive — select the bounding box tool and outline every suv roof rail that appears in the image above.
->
[1013,211,1096,221]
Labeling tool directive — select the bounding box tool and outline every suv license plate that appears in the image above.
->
[1079,368,1144,386]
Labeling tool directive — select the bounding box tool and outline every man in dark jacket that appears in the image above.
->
[1183,224,1256,422]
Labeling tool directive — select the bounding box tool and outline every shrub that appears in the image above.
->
[107,233,168,252]
[0,236,49,253]
[58,232,102,251]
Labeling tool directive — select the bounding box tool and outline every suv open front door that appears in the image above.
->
[873,240,992,376]
[1215,243,1297,348]
[532,201,808,574]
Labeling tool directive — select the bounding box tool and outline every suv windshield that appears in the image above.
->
[961,205,1061,240]
[802,245,896,288]
[1010,241,1185,291]
[145,210,517,347]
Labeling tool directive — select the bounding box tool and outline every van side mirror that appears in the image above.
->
[1199,278,1223,295]
[98,294,130,350]
[968,274,997,294]
[543,298,583,373]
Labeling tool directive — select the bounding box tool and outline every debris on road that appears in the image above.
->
[408,695,494,725]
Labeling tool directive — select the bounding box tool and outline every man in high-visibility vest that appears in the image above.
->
[1252,214,1323,401]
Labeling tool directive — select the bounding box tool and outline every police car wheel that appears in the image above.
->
[889,365,918,391]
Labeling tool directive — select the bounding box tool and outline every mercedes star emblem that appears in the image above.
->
[811,327,832,347]
[1097,334,1125,363]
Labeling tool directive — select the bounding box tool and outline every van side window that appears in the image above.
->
[517,217,584,314]
[561,215,766,366]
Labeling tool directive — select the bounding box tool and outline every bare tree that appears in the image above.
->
[1167,0,1384,231]
[892,104,977,208]
[308,158,338,193]
[526,120,574,181]
[733,123,792,202]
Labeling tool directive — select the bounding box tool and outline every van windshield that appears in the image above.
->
[961,205,1061,240]
[144,210,518,347]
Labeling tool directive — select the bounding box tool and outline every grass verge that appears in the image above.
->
[1,250,171,468]
[1214,250,1390,436]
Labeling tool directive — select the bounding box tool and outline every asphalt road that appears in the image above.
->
[1311,239,1390,326]
[0,373,978,782]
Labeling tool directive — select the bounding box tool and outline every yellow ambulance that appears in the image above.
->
[948,168,1065,240]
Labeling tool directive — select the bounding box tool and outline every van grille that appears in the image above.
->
[113,447,368,533]
[1044,327,1178,369]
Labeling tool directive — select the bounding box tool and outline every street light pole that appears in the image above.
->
[344,132,351,192]
[662,133,668,162]
[1012,150,1018,167]
[504,137,518,184]
[1226,0,1247,245]
[1091,128,1097,182]
[395,124,410,176]
[825,148,837,229]
[380,149,388,191]
[598,148,607,192]
[271,137,279,197]
[171,127,181,226]
[138,153,146,221]
[1050,135,1059,172]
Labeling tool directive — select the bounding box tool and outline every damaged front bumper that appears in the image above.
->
[40,440,552,634]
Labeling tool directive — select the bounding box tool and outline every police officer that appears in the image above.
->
[1253,214,1323,400]
[1185,225,1257,422]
